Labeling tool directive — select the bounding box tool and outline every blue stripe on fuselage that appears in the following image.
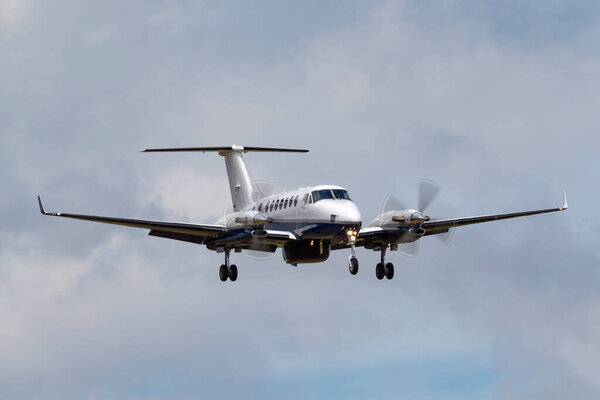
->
[266,219,359,239]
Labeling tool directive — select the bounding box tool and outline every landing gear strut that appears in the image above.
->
[219,248,238,282]
[347,229,359,275]
[376,245,394,280]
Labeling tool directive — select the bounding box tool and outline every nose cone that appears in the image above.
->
[338,201,362,226]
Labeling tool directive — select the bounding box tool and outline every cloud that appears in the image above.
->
[0,0,32,34]
[2,1,599,399]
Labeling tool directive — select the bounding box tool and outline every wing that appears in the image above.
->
[357,191,568,244]
[422,191,568,236]
[37,196,228,241]
[38,196,298,250]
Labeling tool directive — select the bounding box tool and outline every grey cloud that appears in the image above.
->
[2,1,599,399]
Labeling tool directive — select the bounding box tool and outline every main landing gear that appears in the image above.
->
[219,248,238,282]
[376,246,394,280]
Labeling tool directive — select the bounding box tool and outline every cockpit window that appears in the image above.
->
[311,189,335,202]
[332,189,351,200]
[302,193,309,205]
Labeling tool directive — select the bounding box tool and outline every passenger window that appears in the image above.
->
[294,195,298,206]
[265,201,270,212]
[279,199,283,210]
[284,198,289,208]
[302,193,309,205]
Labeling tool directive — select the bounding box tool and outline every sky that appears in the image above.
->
[1,0,599,399]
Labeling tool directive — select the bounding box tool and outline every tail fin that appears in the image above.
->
[142,145,309,211]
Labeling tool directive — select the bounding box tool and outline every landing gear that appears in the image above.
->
[229,265,238,281]
[219,248,238,282]
[219,264,228,281]
[349,256,359,275]
[376,245,395,280]
[385,262,394,280]
[347,228,359,275]
[376,262,385,280]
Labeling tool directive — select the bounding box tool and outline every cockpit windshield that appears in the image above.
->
[332,189,351,200]
[312,189,334,202]
[311,189,352,202]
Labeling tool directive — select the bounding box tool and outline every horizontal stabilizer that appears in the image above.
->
[142,145,308,154]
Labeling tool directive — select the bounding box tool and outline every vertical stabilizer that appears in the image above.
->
[223,149,254,211]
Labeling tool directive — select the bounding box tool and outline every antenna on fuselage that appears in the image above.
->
[142,145,309,211]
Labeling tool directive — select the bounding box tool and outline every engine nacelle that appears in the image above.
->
[216,210,270,228]
[283,240,330,264]
[367,209,429,228]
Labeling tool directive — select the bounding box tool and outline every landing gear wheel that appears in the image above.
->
[375,263,385,280]
[385,262,394,280]
[219,264,228,282]
[228,265,238,282]
[349,256,359,275]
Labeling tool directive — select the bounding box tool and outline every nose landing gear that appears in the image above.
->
[349,255,359,275]
[347,229,359,275]
[219,248,238,282]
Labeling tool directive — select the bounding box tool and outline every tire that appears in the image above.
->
[349,256,359,275]
[385,263,394,280]
[375,262,385,280]
[219,264,228,281]
[229,265,238,282]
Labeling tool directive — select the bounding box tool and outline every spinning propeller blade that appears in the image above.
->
[381,178,452,258]
[382,193,406,213]
[418,178,441,212]
[399,240,420,258]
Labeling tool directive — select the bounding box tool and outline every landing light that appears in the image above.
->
[346,229,358,243]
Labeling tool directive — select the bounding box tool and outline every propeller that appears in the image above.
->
[399,240,420,258]
[382,178,454,257]
[245,179,277,260]
[245,234,277,260]
[382,178,440,214]
[382,193,406,213]
[418,178,441,213]
[251,179,276,202]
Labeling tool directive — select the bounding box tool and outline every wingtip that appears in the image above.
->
[561,190,568,210]
[37,195,48,215]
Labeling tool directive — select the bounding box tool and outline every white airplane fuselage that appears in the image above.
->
[215,184,361,264]
[217,185,361,235]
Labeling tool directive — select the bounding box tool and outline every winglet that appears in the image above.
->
[38,196,48,215]
[561,191,568,211]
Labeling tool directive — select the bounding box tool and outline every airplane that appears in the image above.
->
[37,145,568,282]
